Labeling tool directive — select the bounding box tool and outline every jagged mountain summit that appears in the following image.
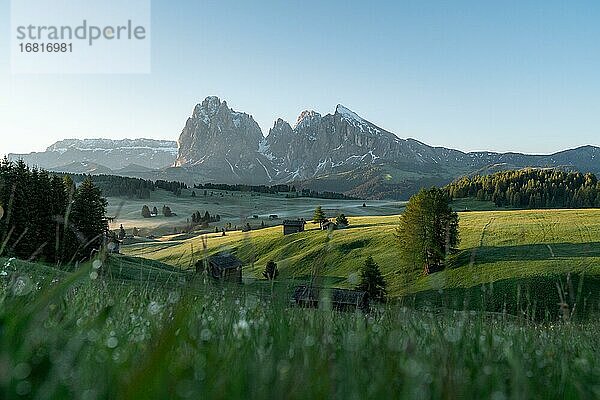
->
[175,96,273,183]
[9,138,178,172]
[176,97,462,183]
[174,96,600,198]
[263,103,466,182]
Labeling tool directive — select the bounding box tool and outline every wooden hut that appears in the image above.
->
[283,219,306,235]
[321,220,337,231]
[291,285,368,311]
[207,253,243,283]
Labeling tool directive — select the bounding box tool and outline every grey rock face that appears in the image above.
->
[175,96,274,183]
[263,104,471,181]
[175,97,600,198]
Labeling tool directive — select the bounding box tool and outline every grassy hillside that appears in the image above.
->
[122,209,600,308]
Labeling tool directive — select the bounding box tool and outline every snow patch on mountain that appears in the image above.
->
[255,157,273,181]
[258,139,275,161]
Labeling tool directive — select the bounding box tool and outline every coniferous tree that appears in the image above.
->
[63,175,76,199]
[118,224,126,240]
[10,160,33,258]
[68,178,108,260]
[162,205,173,217]
[397,187,459,274]
[313,206,326,226]
[263,260,279,280]
[356,256,387,302]
[49,174,68,261]
[335,213,349,226]
[0,162,106,264]
[32,169,54,261]
[141,205,151,218]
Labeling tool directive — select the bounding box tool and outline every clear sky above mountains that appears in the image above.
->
[1,0,599,154]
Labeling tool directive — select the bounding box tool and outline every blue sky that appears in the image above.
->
[1,0,600,154]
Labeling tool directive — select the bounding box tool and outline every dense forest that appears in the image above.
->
[446,169,600,209]
[194,183,295,194]
[63,174,188,199]
[0,158,108,263]
[194,183,356,200]
[155,179,188,196]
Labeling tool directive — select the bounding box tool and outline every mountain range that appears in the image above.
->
[8,138,178,172]
[172,96,600,198]
[8,96,600,199]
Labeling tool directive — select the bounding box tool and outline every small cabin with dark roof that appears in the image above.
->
[291,285,368,311]
[283,219,306,235]
[321,220,337,231]
[207,253,243,283]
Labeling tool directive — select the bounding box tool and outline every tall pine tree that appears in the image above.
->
[67,178,108,261]
[313,206,326,226]
[356,256,387,302]
[396,187,459,274]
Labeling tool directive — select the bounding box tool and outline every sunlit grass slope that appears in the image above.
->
[123,209,600,298]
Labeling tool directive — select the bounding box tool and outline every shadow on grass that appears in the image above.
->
[287,275,348,285]
[450,242,600,266]
[403,273,600,321]
[103,254,189,283]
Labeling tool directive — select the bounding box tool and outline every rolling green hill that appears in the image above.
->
[122,208,600,307]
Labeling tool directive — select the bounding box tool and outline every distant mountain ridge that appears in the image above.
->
[9,138,178,171]
[6,97,600,199]
[173,96,600,198]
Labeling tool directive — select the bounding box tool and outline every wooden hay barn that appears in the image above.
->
[207,253,243,283]
[321,220,337,231]
[283,219,306,235]
[291,285,368,311]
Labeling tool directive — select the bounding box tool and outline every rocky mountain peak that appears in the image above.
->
[175,97,270,181]
[294,110,322,129]
[192,96,229,122]
[269,118,293,136]
[335,104,363,123]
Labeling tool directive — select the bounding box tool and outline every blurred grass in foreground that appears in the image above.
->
[1,255,600,399]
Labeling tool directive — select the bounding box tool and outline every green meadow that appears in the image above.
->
[3,192,600,398]
[122,207,600,309]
